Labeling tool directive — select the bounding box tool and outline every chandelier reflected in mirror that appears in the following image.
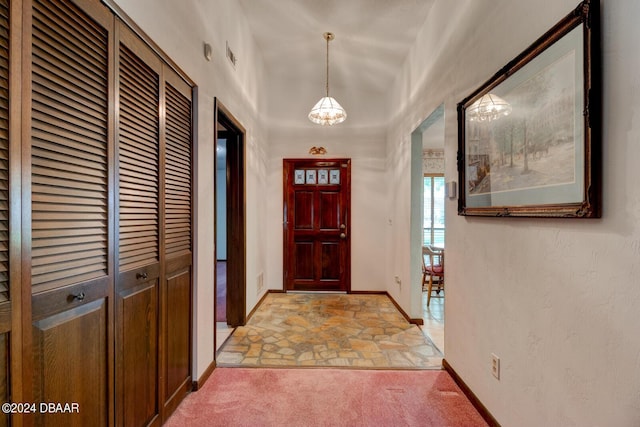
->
[467,93,511,122]
[308,32,347,126]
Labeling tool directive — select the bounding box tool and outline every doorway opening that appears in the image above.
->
[411,104,445,354]
[214,99,246,352]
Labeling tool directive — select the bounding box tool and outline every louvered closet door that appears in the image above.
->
[0,1,11,424]
[29,0,113,425]
[162,70,192,418]
[116,23,162,427]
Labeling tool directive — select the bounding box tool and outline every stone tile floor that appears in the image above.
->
[421,290,444,353]
[217,293,443,369]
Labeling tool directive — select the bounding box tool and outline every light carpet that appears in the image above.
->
[165,368,488,427]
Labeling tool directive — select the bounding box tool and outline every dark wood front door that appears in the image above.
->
[283,159,351,292]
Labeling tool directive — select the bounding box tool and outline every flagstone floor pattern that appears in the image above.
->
[217,293,443,369]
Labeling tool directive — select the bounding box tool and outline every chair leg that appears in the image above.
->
[427,276,433,307]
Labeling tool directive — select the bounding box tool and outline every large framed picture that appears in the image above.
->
[457,0,601,218]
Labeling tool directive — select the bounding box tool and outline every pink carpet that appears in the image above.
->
[165,368,488,426]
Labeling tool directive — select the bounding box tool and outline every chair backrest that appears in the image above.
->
[422,245,444,270]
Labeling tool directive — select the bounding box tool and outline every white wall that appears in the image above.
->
[387,0,640,426]
[113,0,268,381]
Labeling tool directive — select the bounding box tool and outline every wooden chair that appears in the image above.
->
[422,245,444,306]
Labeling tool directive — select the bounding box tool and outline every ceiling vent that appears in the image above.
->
[226,41,237,68]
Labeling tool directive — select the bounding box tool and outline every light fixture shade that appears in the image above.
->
[467,93,512,122]
[308,96,347,126]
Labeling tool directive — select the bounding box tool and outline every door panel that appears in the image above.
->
[162,73,192,416]
[294,192,313,229]
[283,159,351,292]
[164,267,190,396]
[119,279,158,427]
[116,22,162,427]
[0,333,7,427]
[321,243,340,280]
[32,297,108,427]
[31,0,109,295]
[117,41,160,272]
[29,0,113,424]
[0,0,11,422]
[319,192,340,229]
[294,242,314,280]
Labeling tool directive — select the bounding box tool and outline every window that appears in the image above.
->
[424,175,445,246]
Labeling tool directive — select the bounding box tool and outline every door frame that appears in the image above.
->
[214,99,246,327]
[412,104,445,319]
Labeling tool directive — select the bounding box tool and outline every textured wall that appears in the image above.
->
[387,0,640,426]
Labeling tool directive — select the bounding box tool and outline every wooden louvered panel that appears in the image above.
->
[165,84,191,256]
[31,0,108,295]
[118,44,159,272]
[0,0,7,303]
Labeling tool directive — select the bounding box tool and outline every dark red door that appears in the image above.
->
[283,159,351,292]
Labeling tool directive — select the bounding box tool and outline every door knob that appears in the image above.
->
[340,224,346,229]
[71,292,85,301]
[340,233,346,239]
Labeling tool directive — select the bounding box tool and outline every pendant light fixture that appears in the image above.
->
[467,93,512,122]
[308,32,347,126]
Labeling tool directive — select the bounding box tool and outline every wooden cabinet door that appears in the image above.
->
[0,1,15,424]
[283,159,351,292]
[29,0,113,425]
[162,71,192,418]
[116,22,162,427]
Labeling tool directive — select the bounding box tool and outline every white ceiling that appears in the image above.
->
[237,0,435,130]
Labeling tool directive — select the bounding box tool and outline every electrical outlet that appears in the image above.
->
[491,353,500,379]
[394,275,401,287]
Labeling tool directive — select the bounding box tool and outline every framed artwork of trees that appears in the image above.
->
[457,0,601,218]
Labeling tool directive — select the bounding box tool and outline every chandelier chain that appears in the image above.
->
[325,35,330,97]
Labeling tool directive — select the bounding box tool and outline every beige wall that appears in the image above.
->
[388,0,640,426]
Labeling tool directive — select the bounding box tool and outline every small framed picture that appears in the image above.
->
[318,169,329,184]
[294,169,305,185]
[306,169,317,184]
[329,169,340,184]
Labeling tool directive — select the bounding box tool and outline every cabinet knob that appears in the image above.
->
[340,233,346,239]
[71,292,85,301]
[136,272,149,280]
